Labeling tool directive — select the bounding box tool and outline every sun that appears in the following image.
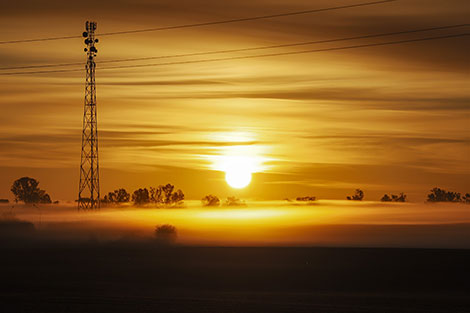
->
[205,133,270,189]
[225,167,252,188]
[222,156,254,188]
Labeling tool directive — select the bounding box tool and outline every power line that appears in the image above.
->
[96,33,470,69]
[0,61,83,71]
[98,0,396,36]
[0,33,466,76]
[1,23,467,71]
[0,34,80,45]
[0,0,396,45]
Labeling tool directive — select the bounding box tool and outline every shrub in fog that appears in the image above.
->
[224,196,246,206]
[202,194,220,207]
[154,224,177,244]
[296,196,316,202]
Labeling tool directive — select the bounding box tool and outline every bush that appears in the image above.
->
[427,187,461,202]
[347,189,364,201]
[463,193,470,204]
[296,196,316,202]
[154,224,177,244]
[202,195,220,207]
[225,196,246,206]
[381,193,406,202]
[381,194,392,202]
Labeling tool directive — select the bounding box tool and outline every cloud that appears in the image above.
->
[99,79,230,86]
[302,134,470,145]
[0,0,468,200]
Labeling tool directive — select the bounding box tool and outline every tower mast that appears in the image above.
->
[78,21,100,210]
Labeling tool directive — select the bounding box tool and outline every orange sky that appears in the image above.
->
[0,0,468,201]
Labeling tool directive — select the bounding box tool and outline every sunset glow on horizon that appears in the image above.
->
[5,200,470,248]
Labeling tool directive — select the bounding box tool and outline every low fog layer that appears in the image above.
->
[1,200,470,248]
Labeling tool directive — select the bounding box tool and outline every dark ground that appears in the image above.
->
[1,238,470,313]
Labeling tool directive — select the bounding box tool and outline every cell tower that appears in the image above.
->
[78,21,100,209]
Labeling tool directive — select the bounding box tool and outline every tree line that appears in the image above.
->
[343,188,469,203]
[201,195,246,207]
[103,184,184,206]
[293,188,470,203]
[4,177,185,207]
[3,176,470,205]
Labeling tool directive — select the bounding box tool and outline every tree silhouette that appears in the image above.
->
[427,187,461,202]
[347,189,364,201]
[393,193,406,202]
[381,194,392,202]
[148,184,184,206]
[202,195,220,206]
[115,188,130,202]
[162,184,175,204]
[104,188,130,204]
[296,196,316,202]
[150,186,163,204]
[462,193,470,204]
[170,189,184,205]
[132,188,150,205]
[10,177,51,204]
[381,193,406,202]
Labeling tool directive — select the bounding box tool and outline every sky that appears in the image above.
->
[0,0,469,202]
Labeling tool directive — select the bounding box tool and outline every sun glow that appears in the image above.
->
[224,157,253,188]
[204,131,273,188]
[197,208,285,220]
[217,150,262,189]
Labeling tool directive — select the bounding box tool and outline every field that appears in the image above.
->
[1,243,470,313]
[1,201,470,312]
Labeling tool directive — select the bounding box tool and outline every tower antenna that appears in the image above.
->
[78,21,100,209]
